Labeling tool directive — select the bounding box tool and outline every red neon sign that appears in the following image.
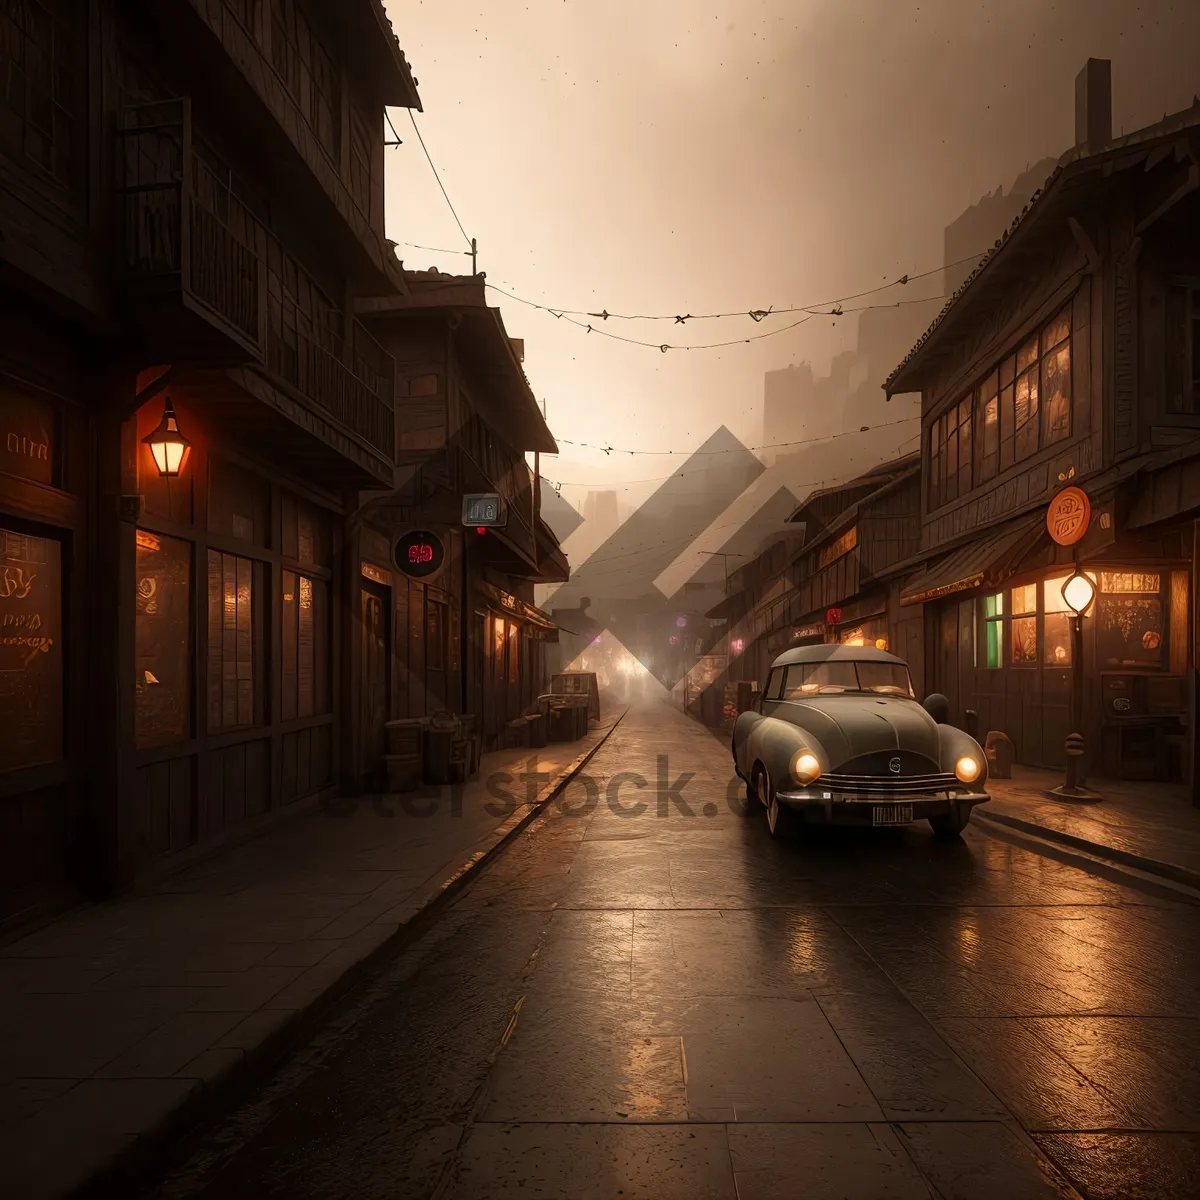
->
[408,543,435,565]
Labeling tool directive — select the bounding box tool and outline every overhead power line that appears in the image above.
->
[537,435,922,568]
[547,415,919,459]
[481,253,984,325]
[405,109,472,251]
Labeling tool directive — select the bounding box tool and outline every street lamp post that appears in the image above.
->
[1047,562,1102,802]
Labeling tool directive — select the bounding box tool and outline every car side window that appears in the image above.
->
[764,668,785,701]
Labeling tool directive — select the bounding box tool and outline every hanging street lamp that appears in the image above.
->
[1048,561,1102,802]
[142,397,192,478]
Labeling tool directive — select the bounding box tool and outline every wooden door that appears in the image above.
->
[507,621,520,719]
[359,586,389,780]
[937,603,959,719]
[472,610,486,727]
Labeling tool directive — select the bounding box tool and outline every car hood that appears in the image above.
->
[782,695,940,767]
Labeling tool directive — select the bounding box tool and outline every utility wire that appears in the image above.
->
[545,415,919,460]
[405,109,471,249]
[473,251,986,325]
[403,241,472,257]
[541,436,921,571]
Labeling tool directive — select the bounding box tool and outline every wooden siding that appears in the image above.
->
[920,279,1098,551]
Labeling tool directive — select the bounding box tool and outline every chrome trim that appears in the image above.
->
[816,771,961,796]
[777,788,989,806]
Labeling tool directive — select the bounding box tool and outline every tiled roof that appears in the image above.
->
[884,96,1200,394]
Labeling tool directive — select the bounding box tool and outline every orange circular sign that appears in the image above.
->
[1046,486,1091,546]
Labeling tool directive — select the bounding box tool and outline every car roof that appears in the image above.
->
[770,644,907,669]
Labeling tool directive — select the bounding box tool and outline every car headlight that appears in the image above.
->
[955,755,981,783]
[791,750,821,784]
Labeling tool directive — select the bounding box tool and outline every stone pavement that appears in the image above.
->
[978,764,1200,889]
[0,707,626,1200]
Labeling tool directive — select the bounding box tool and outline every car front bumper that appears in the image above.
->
[773,786,989,826]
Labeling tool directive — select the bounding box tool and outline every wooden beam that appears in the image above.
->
[1067,217,1101,273]
[1134,162,1200,235]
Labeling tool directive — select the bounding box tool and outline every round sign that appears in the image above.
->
[1046,486,1091,546]
[394,530,445,578]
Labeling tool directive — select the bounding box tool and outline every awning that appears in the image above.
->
[475,580,558,630]
[900,514,1045,606]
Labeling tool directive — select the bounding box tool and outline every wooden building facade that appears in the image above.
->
[352,271,568,782]
[0,0,422,921]
[883,63,1200,778]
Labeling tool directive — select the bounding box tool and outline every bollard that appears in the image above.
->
[1063,731,1084,790]
[984,730,1014,779]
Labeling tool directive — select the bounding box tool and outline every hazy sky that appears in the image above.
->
[382,0,1200,513]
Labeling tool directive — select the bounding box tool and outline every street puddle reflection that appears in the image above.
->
[618,1035,688,1119]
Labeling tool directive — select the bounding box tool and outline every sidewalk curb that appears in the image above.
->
[69,709,628,1200]
[974,809,1200,906]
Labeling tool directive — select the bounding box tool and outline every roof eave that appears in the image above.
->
[885,107,1200,396]
[360,2,423,108]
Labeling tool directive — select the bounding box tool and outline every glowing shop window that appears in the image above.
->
[982,593,1003,669]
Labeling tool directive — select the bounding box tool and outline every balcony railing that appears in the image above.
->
[117,99,264,357]
[117,98,395,463]
[265,321,394,461]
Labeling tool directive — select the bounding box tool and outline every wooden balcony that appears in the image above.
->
[117,100,266,363]
[118,99,395,470]
[264,319,395,462]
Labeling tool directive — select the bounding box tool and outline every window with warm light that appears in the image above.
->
[1043,574,1076,667]
[928,305,1073,509]
[1096,571,1163,667]
[1011,584,1037,665]
[207,550,258,731]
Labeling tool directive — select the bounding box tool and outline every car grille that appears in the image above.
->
[817,772,961,796]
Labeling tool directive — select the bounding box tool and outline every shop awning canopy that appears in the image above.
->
[900,514,1045,607]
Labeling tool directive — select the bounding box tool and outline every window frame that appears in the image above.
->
[1166,279,1200,419]
[206,548,263,733]
[927,302,1074,511]
[980,592,1004,670]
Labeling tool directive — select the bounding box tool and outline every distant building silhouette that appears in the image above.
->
[582,489,620,540]
[942,158,1059,295]
[538,478,584,543]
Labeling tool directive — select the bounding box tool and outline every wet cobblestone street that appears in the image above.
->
[143,699,1200,1199]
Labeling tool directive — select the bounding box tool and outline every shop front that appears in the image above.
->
[475,579,556,748]
[0,341,85,920]
[128,391,344,875]
[909,505,1190,778]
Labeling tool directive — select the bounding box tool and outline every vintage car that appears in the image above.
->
[731,644,989,838]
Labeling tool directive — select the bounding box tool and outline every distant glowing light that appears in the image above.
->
[676,616,688,628]
[731,638,745,653]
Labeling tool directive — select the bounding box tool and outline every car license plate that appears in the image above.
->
[872,804,912,826]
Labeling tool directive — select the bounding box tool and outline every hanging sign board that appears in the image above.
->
[1046,486,1091,547]
[826,607,843,626]
[394,530,445,579]
[462,493,507,528]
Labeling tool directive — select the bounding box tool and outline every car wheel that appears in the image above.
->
[929,804,971,838]
[748,763,770,806]
[765,775,799,839]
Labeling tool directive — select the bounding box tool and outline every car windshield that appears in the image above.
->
[782,660,914,698]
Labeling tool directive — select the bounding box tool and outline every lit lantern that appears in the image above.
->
[142,397,191,477]
[1061,565,1097,616]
